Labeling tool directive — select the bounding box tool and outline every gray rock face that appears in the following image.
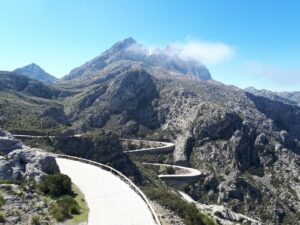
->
[0,129,23,153]
[247,92,300,139]
[70,69,160,129]
[41,105,69,125]
[230,122,260,172]
[0,129,59,181]
[14,63,57,84]
[0,148,59,181]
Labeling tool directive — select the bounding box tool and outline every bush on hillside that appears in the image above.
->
[39,174,72,197]
[50,195,80,221]
[0,194,4,208]
[143,187,216,225]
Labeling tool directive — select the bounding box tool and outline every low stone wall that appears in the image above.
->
[143,163,202,183]
[55,154,161,225]
[121,139,175,154]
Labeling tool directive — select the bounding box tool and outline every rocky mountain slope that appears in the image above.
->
[14,63,58,84]
[246,87,300,106]
[0,71,70,133]
[0,38,299,224]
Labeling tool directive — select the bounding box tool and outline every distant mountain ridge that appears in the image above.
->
[245,87,300,106]
[62,37,211,81]
[14,63,58,84]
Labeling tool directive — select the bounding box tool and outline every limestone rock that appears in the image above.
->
[0,129,59,181]
[0,148,59,181]
[0,129,23,153]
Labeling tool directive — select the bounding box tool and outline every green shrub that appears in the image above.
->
[31,215,41,225]
[0,194,5,208]
[0,179,22,185]
[50,195,80,221]
[39,174,72,197]
[247,167,264,177]
[165,166,176,175]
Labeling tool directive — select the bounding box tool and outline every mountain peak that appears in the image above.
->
[14,63,57,84]
[64,37,211,81]
[23,63,44,72]
[109,37,137,53]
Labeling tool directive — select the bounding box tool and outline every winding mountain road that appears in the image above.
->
[142,162,201,180]
[122,139,202,181]
[13,134,202,224]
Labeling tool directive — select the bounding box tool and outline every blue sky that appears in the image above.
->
[0,0,299,91]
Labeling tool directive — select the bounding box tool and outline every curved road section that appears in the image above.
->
[56,158,157,225]
[142,163,201,181]
[123,140,201,181]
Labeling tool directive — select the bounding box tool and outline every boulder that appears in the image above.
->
[0,129,23,154]
[0,129,60,181]
[0,148,59,181]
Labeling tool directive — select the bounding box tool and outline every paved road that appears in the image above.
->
[56,158,157,225]
[142,162,201,180]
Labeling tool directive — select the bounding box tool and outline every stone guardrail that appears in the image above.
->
[55,154,162,225]
[120,138,175,154]
[121,139,202,182]
[142,163,202,182]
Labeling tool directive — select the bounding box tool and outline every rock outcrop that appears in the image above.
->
[0,129,23,153]
[0,129,59,181]
[0,148,59,181]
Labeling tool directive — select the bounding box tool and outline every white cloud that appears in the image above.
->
[126,38,235,66]
[170,39,235,65]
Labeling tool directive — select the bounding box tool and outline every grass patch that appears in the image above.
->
[31,214,41,225]
[68,184,89,224]
[50,195,80,221]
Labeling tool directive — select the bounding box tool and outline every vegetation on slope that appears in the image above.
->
[39,174,88,223]
[143,186,215,225]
